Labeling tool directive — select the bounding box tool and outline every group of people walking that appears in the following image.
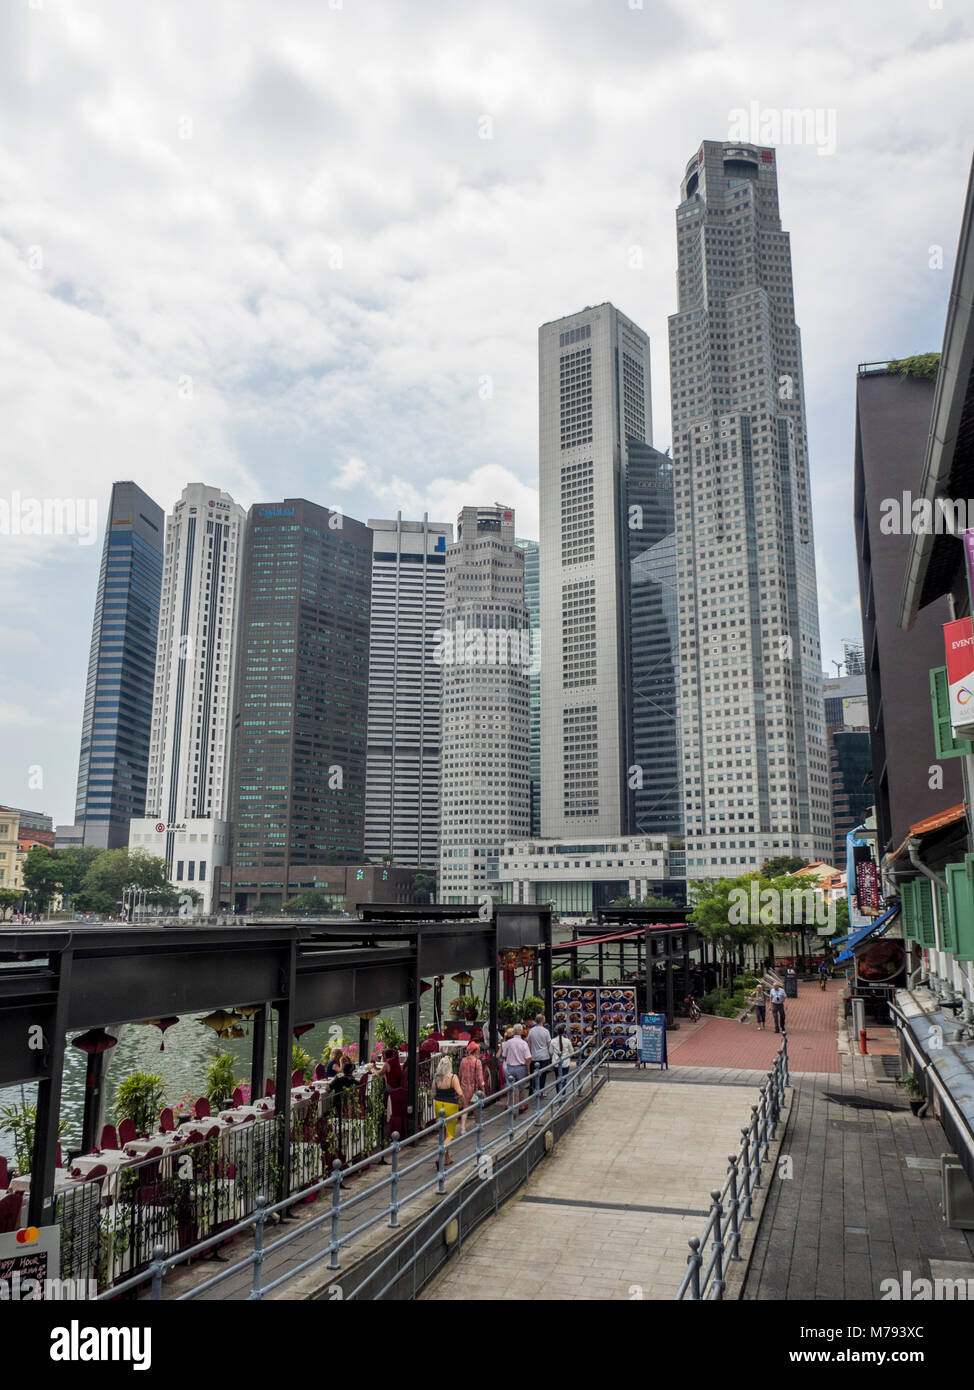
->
[429,1014,575,1164]
[746,982,788,1032]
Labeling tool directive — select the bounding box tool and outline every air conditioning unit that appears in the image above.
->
[941,1154,974,1229]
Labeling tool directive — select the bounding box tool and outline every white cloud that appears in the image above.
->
[1,0,971,819]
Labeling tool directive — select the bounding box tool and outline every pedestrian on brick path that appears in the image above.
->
[770,982,786,1034]
[749,984,767,1030]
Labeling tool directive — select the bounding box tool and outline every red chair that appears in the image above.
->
[232,1086,246,1107]
[0,1156,8,1190]
[159,1108,176,1133]
[264,1079,275,1097]
[98,1125,120,1152]
[291,1069,305,1088]
[56,1143,64,1168]
[313,1064,327,1081]
[118,1118,138,1146]
[84,1163,108,1182]
[194,1097,211,1119]
[0,1190,24,1233]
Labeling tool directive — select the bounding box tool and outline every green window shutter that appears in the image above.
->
[900,879,917,941]
[946,861,974,960]
[915,880,936,947]
[936,880,956,953]
[930,667,974,759]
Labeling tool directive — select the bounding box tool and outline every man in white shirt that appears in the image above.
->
[769,984,786,1034]
[527,1013,553,1094]
[502,1023,531,1111]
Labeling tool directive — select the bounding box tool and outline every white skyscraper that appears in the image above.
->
[365,514,452,868]
[538,304,653,839]
[669,141,832,877]
[129,483,245,911]
[438,505,530,904]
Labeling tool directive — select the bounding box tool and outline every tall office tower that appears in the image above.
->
[538,304,653,838]
[438,505,530,904]
[669,141,832,877]
[128,484,245,910]
[515,538,541,836]
[227,500,373,910]
[70,482,164,849]
[364,514,451,869]
[842,640,865,677]
[627,442,683,837]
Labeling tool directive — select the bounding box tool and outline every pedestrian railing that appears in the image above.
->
[96,1043,611,1301]
[675,1038,790,1301]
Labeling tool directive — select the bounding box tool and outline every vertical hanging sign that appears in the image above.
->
[944,615,974,733]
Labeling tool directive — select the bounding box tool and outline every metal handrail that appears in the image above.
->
[98,1041,610,1300]
[675,1038,789,1300]
[346,1042,611,1300]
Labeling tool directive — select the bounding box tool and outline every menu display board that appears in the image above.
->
[599,985,638,1061]
[552,984,599,1057]
[551,984,638,1060]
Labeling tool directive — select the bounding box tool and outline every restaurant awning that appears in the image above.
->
[834,904,900,963]
[892,988,974,1190]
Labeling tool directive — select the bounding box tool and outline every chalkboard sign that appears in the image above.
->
[636,1012,668,1069]
[0,1225,60,1299]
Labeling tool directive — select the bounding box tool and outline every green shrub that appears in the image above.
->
[291,1044,314,1081]
[114,1072,167,1136]
[204,1052,236,1109]
[519,995,545,1022]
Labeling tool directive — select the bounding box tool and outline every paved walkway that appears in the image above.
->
[667,980,841,1074]
[421,1074,770,1300]
[743,1025,974,1299]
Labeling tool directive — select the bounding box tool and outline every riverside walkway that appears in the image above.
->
[420,980,850,1301]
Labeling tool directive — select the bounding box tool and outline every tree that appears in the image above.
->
[78,848,175,915]
[0,889,21,920]
[760,856,808,879]
[282,892,336,915]
[688,875,767,987]
[21,845,63,911]
[412,872,437,903]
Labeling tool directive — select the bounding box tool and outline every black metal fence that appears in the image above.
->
[56,1072,390,1293]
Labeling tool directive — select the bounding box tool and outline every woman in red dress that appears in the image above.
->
[458,1042,485,1135]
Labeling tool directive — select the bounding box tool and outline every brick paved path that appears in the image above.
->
[666,980,841,1074]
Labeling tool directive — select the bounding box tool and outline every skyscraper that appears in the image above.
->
[365,514,451,869]
[227,499,373,910]
[71,482,164,849]
[515,537,541,837]
[128,484,245,910]
[669,141,832,876]
[438,505,530,904]
[627,442,683,837]
[538,304,653,839]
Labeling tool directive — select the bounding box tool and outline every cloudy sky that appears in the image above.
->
[1,0,972,826]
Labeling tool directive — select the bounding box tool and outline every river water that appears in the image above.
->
[0,962,498,1161]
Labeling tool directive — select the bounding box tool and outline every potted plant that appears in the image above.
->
[114,1071,167,1138]
[904,1071,925,1116]
[204,1051,236,1111]
[497,999,518,1028]
[519,995,544,1023]
[375,1017,407,1052]
[291,1044,314,1081]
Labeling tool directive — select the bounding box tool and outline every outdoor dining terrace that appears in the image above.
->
[0,906,553,1295]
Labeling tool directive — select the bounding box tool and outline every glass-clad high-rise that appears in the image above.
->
[73,481,164,848]
[228,499,372,909]
[626,443,683,837]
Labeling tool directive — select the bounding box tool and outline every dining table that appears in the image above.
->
[71,1151,132,1180]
